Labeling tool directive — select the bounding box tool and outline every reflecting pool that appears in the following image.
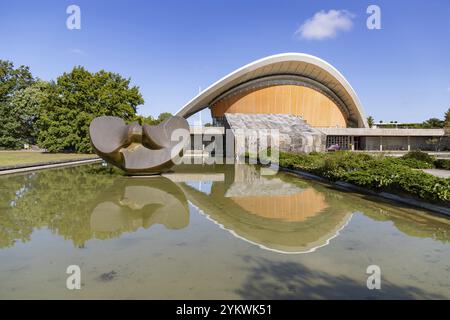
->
[0,164,449,299]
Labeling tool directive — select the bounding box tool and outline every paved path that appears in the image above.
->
[421,169,450,179]
[0,158,102,176]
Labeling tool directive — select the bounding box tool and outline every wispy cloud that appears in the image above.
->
[69,48,86,56]
[295,9,354,40]
[447,87,450,93]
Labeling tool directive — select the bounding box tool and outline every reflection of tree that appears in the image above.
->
[0,166,116,248]
[312,182,450,243]
[0,165,189,248]
[0,173,36,247]
[302,182,450,243]
[353,199,450,243]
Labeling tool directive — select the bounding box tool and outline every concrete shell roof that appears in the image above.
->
[175,53,368,128]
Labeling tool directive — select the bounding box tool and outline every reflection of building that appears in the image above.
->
[229,189,328,222]
[225,165,328,221]
[172,164,352,254]
[177,53,445,152]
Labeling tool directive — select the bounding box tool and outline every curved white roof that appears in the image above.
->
[176,53,368,128]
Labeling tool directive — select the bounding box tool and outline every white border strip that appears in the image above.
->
[0,158,101,176]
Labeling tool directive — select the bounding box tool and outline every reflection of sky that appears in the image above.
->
[185,181,213,195]
[10,173,36,208]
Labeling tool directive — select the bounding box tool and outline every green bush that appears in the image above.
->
[384,157,434,169]
[343,163,450,202]
[402,150,435,164]
[434,159,450,170]
[279,151,324,171]
[278,151,450,204]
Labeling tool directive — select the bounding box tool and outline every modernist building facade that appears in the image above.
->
[177,53,445,152]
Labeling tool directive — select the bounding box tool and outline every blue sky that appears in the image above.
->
[1,0,449,124]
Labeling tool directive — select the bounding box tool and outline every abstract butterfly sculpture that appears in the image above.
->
[89,116,190,175]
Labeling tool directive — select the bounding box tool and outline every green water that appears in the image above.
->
[0,163,449,299]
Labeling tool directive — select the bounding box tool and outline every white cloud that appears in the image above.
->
[447,87,450,93]
[295,10,354,40]
[69,48,86,56]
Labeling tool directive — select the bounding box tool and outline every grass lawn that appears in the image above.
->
[0,151,98,168]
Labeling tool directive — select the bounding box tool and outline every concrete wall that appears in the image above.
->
[361,136,440,151]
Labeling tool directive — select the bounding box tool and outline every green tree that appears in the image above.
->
[422,117,444,128]
[137,112,174,126]
[157,112,172,123]
[444,108,450,130]
[37,67,144,153]
[137,115,158,125]
[443,108,450,150]
[0,60,35,148]
[367,116,374,128]
[9,80,51,146]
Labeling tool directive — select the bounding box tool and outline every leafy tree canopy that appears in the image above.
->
[10,80,51,146]
[421,117,444,129]
[444,108,450,128]
[0,60,34,102]
[37,66,144,153]
[137,112,174,126]
[157,112,172,123]
[0,60,35,148]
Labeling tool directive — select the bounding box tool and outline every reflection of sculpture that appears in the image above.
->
[0,166,190,248]
[89,116,189,174]
[90,177,189,234]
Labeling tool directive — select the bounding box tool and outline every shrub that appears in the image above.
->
[278,151,450,204]
[402,150,435,164]
[318,152,372,180]
[343,163,450,202]
[385,157,434,169]
[279,151,324,171]
[434,159,450,170]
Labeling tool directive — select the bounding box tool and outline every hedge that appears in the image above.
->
[434,159,450,170]
[277,151,450,204]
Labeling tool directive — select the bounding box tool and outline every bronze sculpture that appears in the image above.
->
[89,116,190,175]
